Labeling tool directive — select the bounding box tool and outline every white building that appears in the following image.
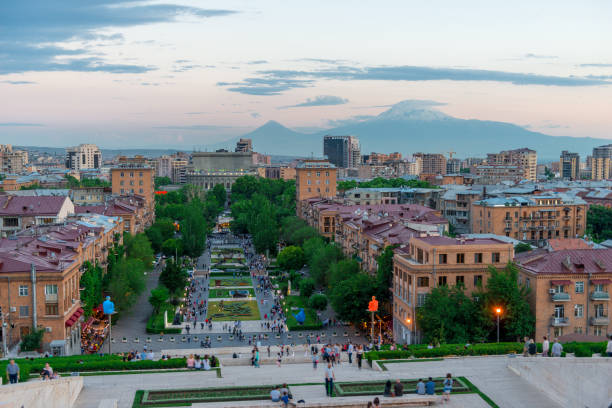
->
[65,144,102,171]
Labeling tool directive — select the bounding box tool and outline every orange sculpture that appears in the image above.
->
[368,296,378,312]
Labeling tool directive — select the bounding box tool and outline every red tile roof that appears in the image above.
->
[517,249,612,275]
[0,195,69,216]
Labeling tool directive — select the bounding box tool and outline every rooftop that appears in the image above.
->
[517,248,612,275]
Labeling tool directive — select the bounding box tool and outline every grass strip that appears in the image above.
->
[42,367,222,379]
[376,358,444,371]
[458,376,500,408]
[132,390,191,408]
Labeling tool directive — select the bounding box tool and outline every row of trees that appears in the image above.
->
[586,205,612,242]
[230,176,296,255]
[337,177,437,192]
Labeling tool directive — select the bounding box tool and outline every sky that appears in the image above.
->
[0,0,611,149]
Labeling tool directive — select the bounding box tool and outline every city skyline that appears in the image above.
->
[1,1,611,148]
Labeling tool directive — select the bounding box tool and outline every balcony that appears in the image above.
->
[550,317,569,326]
[563,215,571,221]
[590,291,610,301]
[590,316,609,326]
[551,292,570,302]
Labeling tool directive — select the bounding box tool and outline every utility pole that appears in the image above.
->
[1,308,7,357]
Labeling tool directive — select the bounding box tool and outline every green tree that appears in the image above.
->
[298,277,315,298]
[277,246,306,271]
[329,272,376,322]
[123,233,154,269]
[148,286,170,313]
[481,263,535,341]
[211,183,227,207]
[374,245,398,304]
[155,176,172,188]
[159,258,188,295]
[20,328,45,351]
[181,199,208,257]
[329,259,360,288]
[514,242,532,253]
[308,293,328,310]
[310,244,343,287]
[80,261,103,316]
[587,205,612,241]
[161,238,183,258]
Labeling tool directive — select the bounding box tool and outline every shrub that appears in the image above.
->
[298,278,315,298]
[20,327,45,352]
[573,345,593,357]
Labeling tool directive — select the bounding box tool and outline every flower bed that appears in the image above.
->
[207,300,260,321]
[211,277,252,287]
[209,288,256,299]
[334,377,469,397]
[137,384,288,406]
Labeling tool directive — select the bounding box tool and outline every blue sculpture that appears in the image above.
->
[102,296,115,315]
[293,308,305,324]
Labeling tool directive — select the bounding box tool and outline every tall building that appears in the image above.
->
[295,159,337,202]
[110,164,154,204]
[446,158,461,174]
[65,144,101,171]
[235,138,253,153]
[486,148,537,181]
[393,236,514,343]
[591,144,612,181]
[413,153,446,175]
[323,135,361,168]
[560,151,580,180]
[186,151,256,190]
[0,145,28,174]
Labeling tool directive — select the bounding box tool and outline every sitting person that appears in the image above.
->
[416,379,425,395]
[383,380,392,397]
[202,356,211,371]
[281,390,296,407]
[187,354,195,369]
[194,355,202,370]
[394,379,404,396]
[41,363,53,380]
[270,387,281,402]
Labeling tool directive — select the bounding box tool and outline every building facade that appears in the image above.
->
[0,145,29,174]
[323,135,361,168]
[392,236,514,344]
[486,148,537,181]
[0,195,75,237]
[516,249,611,340]
[65,144,101,171]
[591,144,612,181]
[471,194,588,246]
[413,153,446,175]
[295,160,337,202]
[560,151,580,181]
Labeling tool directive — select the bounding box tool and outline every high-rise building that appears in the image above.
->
[413,153,446,175]
[446,158,461,174]
[560,151,580,180]
[65,144,101,171]
[323,135,360,168]
[295,159,337,202]
[591,144,612,181]
[235,138,253,153]
[0,144,28,174]
[486,148,537,181]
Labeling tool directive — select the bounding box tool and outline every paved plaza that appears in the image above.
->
[74,356,561,408]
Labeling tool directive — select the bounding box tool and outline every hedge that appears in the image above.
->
[365,342,525,363]
[0,355,187,384]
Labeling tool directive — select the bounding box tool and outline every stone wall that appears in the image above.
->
[507,357,612,408]
[0,376,83,408]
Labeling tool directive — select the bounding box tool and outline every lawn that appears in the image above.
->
[207,300,260,321]
[334,378,469,397]
[210,277,252,287]
[208,288,255,299]
[136,384,289,406]
[283,295,322,330]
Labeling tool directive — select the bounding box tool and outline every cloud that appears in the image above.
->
[184,112,207,115]
[0,80,36,85]
[217,77,313,95]
[250,112,261,118]
[0,122,44,127]
[247,60,268,65]
[0,1,236,74]
[524,53,558,59]
[579,63,612,67]
[280,95,349,109]
[219,64,610,95]
[327,115,375,127]
[153,125,238,130]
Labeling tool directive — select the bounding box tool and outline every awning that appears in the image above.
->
[591,279,612,285]
[550,280,572,285]
[65,307,84,327]
[65,316,77,327]
[74,307,84,317]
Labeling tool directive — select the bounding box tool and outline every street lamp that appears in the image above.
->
[495,307,502,343]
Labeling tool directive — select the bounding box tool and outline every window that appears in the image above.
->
[139,189,143,194]
[325,180,329,185]
[474,275,483,286]
[417,293,428,307]
[417,277,429,287]
[554,304,565,318]
[45,303,59,316]
[456,253,465,264]
[139,172,143,177]
[593,326,603,336]
[19,285,28,296]
[438,276,447,286]
[120,189,124,194]
[525,278,530,288]
[120,172,124,177]
[130,172,134,177]
[574,304,583,318]
[438,254,447,264]
[316,172,320,177]
[492,252,500,263]
[120,180,124,186]
[19,306,29,317]
[4,218,18,227]
[574,326,583,334]
[307,180,311,185]
[139,180,143,186]
[456,275,464,286]
[554,327,563,337]
[325,172,329,176]
[575,281,584,293]
[474,253,483,263]
[45,284,58,295]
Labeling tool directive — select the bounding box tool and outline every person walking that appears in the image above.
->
[356,345,363,369]
[6,360,19,384]
[347,342,354,364]
[542,336,549,357]
[528,339,537,356]
[324,362,335,397]
[522,336,529,356]
[551,339,563,357]
[442,373,453,403]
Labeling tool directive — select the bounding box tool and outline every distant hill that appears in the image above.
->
[220,101,609,161]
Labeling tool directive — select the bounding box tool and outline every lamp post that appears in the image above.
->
[103,296,116,354]
[495,307,502,343]
[405,317,412,345]
[367,296,378,343]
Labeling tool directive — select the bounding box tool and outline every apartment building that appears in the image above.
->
[471,194,587,246]
[110,164,155,206]
[474,164,524,184]
[591,144,612,181]
[323,136,361,168]
[413,153,446,175]
[0,216,122,355]
[344,188,401,205]
[69,187,105,205]
[65,144,101,171]
[392,236,514,344]
[295,160,337,203]
[235,138,253,153]
[257,165,297,181]
[560,151,580,181]
[486,148,537,181]
[0,195,75,237]
[0,145,29,174]
[75,195,152,234]
[439,188,482,234]
[516,249,611,340]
